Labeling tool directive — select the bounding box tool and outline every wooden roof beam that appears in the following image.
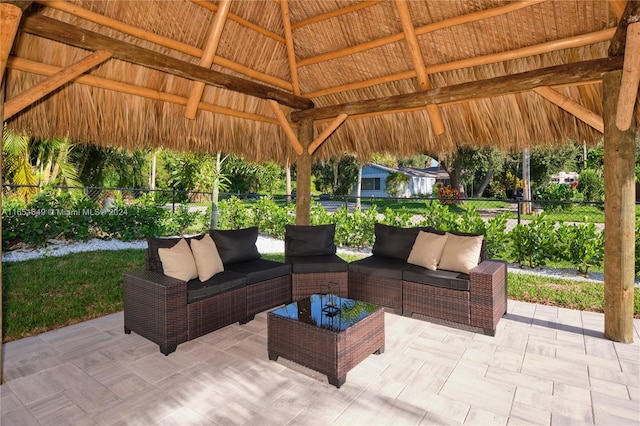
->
[306,28,615,99]
[191,0,284,43]
[3,50,112,120]
[279,0,300,95]
[268,100,304,155]
[307,113,348,154]
[20,14,314,110]
[184,0,231,119]
[297,0,545,68]
[395,0,445,135]
[291,1,383,30]
[37,1,293,92]
[609,0,640,56]
[533,86,604,133]
[0,2,23,86]
[291,57,624,122]
[7,56,279,124]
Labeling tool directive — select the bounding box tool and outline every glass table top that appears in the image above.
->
[270,294,380,332]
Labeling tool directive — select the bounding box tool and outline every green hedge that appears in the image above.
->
[3,193,638,276]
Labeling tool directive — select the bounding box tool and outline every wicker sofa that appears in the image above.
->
[284,224,348,300]
[123,227,291,355]
[348,224,507,335]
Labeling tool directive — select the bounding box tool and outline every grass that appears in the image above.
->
[2,249,638,342]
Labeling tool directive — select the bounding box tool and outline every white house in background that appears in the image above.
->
[352,164,450,198]
[551,171,579,185]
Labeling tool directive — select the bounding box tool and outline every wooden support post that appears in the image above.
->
[1,78,5,384]
[0,2,23,86]
[603,70,636,344]
[295,119,313,225]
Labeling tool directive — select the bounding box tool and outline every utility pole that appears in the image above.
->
[522,148,531,215]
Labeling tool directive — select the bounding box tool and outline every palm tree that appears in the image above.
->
[2,126,37,201]
[3,127,82,201]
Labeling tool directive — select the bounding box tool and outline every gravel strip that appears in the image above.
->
[4,236,637,285]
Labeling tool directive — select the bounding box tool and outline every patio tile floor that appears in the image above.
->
[1,300,639,425]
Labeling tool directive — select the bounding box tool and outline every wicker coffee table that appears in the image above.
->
[267,294,385,388]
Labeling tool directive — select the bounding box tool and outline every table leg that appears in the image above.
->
[268,352,279,361]
[374,345,385,355]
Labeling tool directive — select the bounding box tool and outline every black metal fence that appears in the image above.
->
[3,184,638,232]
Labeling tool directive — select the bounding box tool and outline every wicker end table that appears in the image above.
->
[267,294,385,388]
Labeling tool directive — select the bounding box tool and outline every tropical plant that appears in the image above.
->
[577,169,604,202]
[436,185,462,205]
[556,223,604,276]
[2,126,37,201]
[384,172,409,198]
[509,214,559,268]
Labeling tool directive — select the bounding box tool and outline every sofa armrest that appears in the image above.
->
[469,260,507,334]
[123,270,188,355]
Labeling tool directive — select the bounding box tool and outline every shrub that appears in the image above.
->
[253,196,294,238]
[384,172,409,198]
[381,206,415,228]
[484,213,510,259]
[217,196,253,230]
[534,183,577,211]
[437,185,462,205]
[334,205,378,247]
[556,222,604,275]
[577,169,604,202]
[419,200,459,231]
[509,214,558,268]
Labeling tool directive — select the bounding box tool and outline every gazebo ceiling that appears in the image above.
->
[1,0,637,163]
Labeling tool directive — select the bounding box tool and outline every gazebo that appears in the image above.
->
[0,0,637,382]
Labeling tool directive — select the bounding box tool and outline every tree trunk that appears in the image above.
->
[473,169,494,197]
[210,152,222,230]
[285,158,292,203]
[355,165,362,210]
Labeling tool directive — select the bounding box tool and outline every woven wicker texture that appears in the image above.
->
[268,304,385,387]
[291,271,348,301]
[348,272,403,310]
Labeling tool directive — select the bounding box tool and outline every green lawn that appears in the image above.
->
[2,249,638,342]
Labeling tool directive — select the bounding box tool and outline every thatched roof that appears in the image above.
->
[2,0,637,163]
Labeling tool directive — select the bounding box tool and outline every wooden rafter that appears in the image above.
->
[291,0,383,30]
[21,14,313,110]
[395,0,445,135]
[184,0,231,119]
[37,0,293,91]
[609,0,628,19]
[533,87,604,133]
[3,50,112,120]
[310,80,602,125]
[297,0,544,68]
[0,2,23,86]
[616,21,640,131]
[291,57,624,122]
[191,0,284,43]
[268,100,304,155]
[7,56,279,124]
[306,28,614,98]
[307,114,348,154]
[279,0,300,95]
[609,0,640,56]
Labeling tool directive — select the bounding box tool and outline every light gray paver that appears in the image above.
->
[0,300,638,425]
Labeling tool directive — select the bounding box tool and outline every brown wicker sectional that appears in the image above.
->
[123,228,291,355]
[348,224,507,336]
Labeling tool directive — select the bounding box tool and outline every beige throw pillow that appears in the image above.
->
[158,238,198,281]
[438,233,484,274]
[407,231,448,270]
[190,234,224,281]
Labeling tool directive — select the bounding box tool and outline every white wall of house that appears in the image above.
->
[352,165,438,198]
